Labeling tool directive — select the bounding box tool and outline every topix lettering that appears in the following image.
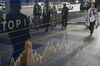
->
[0,19,28,33]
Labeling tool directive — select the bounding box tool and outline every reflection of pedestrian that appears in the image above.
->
[6,0,30,61]
[51,5,57,27]
[87,3,97,36]
[0,12,3,22]
[42,4,51,32]
[33,3,41,30]
[0,7,3,22]
[61,4,69,29]
[80,1,84,12]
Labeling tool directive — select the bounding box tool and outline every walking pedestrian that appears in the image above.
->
[87,3,98,36]
[80,1,84,12]
[0,7,3,22]
[51,5,57,28]
[33,2,41,31]
[42,4,51,32]
[61,4,69,29]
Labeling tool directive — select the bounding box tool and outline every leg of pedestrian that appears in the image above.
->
[65,19,68,28]
[45,19,49,32]
[61,19,64,29]
[89,23,92,36]
[91,22,95,36]
[36,16,39,31]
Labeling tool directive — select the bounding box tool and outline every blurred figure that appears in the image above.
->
[51,5,57,28]
[0,4,3,22]
[87,3,98,36]
[42,4,52,32]
[33,2,42,30]
[80,1,84,12]
[0,11,3,22]
[61,4,69,29]
[6,0,31,61]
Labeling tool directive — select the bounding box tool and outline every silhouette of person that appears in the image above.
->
[87,3,97,36]
[42,4,52,32]
[6,0,31,61]
[33,1,41,31]
[61,4,69,29]
[51,5,57,27]
[80,1,84,12]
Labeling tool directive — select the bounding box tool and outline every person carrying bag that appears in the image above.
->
[87,3,98,36]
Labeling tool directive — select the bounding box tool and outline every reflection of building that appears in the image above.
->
[21,0,80,4]
[6,0,10,13]
[83,0,97,2]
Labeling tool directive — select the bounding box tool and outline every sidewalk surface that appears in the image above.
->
[0,24,100,66]
[0,12,100,66]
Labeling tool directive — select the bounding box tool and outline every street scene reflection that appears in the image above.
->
[0,0,100,66]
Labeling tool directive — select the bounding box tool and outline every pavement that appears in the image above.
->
[30,25,100,66]
[0,24,100,66]
[0,12,100,66]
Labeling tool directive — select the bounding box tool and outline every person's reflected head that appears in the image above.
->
[53,5,56,9]
[10,0,21,12]
[91,2,95,8]
[63,3,66,7]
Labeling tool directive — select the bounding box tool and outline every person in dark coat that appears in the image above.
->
[61,4,69,29]
[6,0,31,61]
[42,4,51,32]
[51,5,57,27]
[87,3,97,36]
[33,2,41,30]
[0,5,4,22]
[80,1,84,12]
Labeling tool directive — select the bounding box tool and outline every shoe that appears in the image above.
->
[90,33,92,36]
[64,26,67,29]
[64,25,67,28]
[45,28,48,32]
